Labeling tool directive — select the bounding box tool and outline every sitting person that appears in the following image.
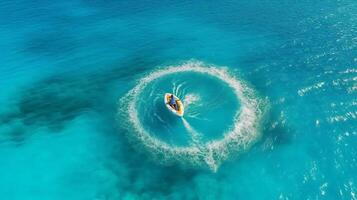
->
[169,94,178,110]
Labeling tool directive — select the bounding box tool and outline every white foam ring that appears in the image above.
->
[118,61,265,172]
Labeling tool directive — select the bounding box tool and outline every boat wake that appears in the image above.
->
[118,61,266,171]
[181,118,201,146]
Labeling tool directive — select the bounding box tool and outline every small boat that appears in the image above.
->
[164,93,184,117]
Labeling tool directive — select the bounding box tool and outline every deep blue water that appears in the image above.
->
[0,0,356,199]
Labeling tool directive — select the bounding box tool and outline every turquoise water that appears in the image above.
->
[0,0,356,199]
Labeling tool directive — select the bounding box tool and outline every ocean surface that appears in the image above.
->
[0,0,356,199]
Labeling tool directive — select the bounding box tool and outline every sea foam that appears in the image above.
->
[118,61,266,171]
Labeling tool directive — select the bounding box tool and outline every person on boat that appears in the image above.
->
[169,94,178,110]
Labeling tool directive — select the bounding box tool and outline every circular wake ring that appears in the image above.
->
[119,61,264,171]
